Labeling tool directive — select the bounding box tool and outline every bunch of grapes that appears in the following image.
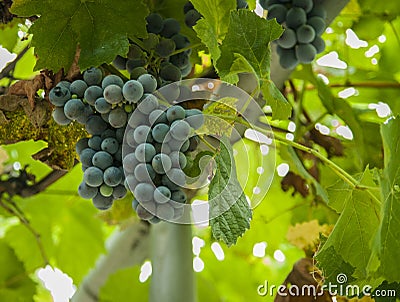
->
[124,92,204,223]
[183,0,248,28]
[260,0,327,69]
[49,67,159,210]
[112,13,192,83]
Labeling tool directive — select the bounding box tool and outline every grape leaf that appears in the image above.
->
[11,0,148,71]
[192,0,236,65]
[371,117,400,281]
[209,136,252,246]
[216,10,291,120]
[316,168,380,282]
[201,97,238,136]
[0,240,36,301]
[217,10,283,81]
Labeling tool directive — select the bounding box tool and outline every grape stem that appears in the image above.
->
[101,63,129,82]
[170,43,202,56]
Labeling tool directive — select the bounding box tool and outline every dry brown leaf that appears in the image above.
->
[7,74,45,107]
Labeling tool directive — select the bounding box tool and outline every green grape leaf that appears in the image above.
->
[184,151,214,178]
[192,0,236,65]
[217,10,283,81]
[10,0,148,71]
[261,79,292,120]
[209,136,252,246]
[0,21,20,52]
[0,240,36,301]
[315,245,356,285]
[99,266,148,302]
[201,97,238,136]
[372,117,400,281]
[316,168,380,282]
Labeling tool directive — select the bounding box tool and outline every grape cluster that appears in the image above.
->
[260,0,327,69]
[49,67,158,210]
[183,0,248,28]
[124,94,204,223]
[112,13,192,83]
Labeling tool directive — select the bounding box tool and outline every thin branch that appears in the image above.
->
[19,169,68,197]
[0,45,29,80]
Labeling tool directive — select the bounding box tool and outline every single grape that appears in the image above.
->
[156,203,174,220]
[101,129,116,140]
[52,107,71,125]
[155,39,176,58]
[185,9,202,27]
[149,109,168,125]
[295,43,317,63]
[296,24,316,44]
[307,16,326,36]
[138,74,157,93]
[130,67,148,80]
[85,115,108,135]
[115,128,124,143]
[92,193,113,210]
[134,163,156,182]
[267,4,287,23]
[79,148,96,166]
[292,0,313,13]
[101,137,119,154]
[185,109,204,129]
[134,125,151,144]
[152,123,170,143]
[137,94,159,114]
[167,105,185,122]
[83,67,103,86]
[170,120,191,141]
[103,166,123,187]
[166,168,186,187]
[160,18,181,38]
[152,153,172,174]
[101,75,124,89]
[160,64,182,82]
[92,151,113,170]
[64,99,85,120]
[171,189,187,204]
[146,13,164,34]
[94,97,112,114]
[311,36,325,54]
[122,80,144,103]
[169,151,187,169]
[143,33,160,50]
[135,143,156,162]
[84,85,103,106]
[100,184,113,197]
[112,55,128,70]
[70,80,88,98]
[286,7,307,29]
[88,136,102,151]
[78,182,98,199]
[113,185,127,199]
[180,63,193,78]
[171,34,190,49]
[188,135,200,152]
[170,53,190,69]
[76,138,89,154]
[108,107,127,128]
[127,44,144,60]
[154,186,171,204]
[49,86,71,106]
[84,167,104,187]
[104,84,123,104]
[126,59,147,74]
[278,47,299,69]
[134,183,155,202]
[277,28,297,49]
